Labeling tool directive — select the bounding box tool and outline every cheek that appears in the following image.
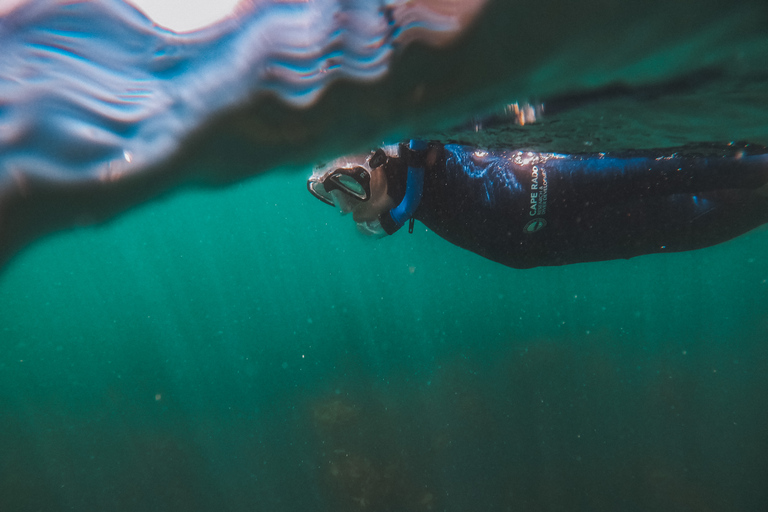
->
[352,195,394,223]
[351,167,394,222]
[351,202,376,222]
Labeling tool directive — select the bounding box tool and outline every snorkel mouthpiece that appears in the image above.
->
[379,140,427,235]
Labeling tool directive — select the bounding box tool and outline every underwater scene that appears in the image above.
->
[1,0,768,511]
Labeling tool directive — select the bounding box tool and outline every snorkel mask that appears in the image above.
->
[307,140,427,236]
[307,148,387,209]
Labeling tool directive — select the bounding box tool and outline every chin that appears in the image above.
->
[356,219,386,238]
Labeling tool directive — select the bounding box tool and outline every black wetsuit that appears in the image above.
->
[386,143,768,268]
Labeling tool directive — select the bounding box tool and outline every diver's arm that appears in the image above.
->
[549,147,768,205]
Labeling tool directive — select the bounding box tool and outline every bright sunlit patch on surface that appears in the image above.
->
[126,0,242,32]
[0,0,27,16]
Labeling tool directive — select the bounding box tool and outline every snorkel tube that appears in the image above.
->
[378,140,427,235]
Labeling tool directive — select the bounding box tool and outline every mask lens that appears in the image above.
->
[307,179,335,206]
[327,166,370,201]
[307,165,371,206]
[335,174,366,197]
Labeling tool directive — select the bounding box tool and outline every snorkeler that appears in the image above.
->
[307,140,768,268]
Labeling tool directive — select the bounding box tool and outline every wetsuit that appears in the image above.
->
[385,143,768,268]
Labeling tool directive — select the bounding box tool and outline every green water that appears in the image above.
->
[1,168,767,511]
[3,0,768,507]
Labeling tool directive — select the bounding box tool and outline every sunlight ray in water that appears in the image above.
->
[0,2,767,511]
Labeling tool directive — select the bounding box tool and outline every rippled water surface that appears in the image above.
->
[1,1,768,511]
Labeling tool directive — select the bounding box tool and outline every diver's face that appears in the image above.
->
[309,150,396,233]
[350,165,394,223]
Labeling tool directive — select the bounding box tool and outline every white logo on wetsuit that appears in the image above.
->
[525,164,548,233]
